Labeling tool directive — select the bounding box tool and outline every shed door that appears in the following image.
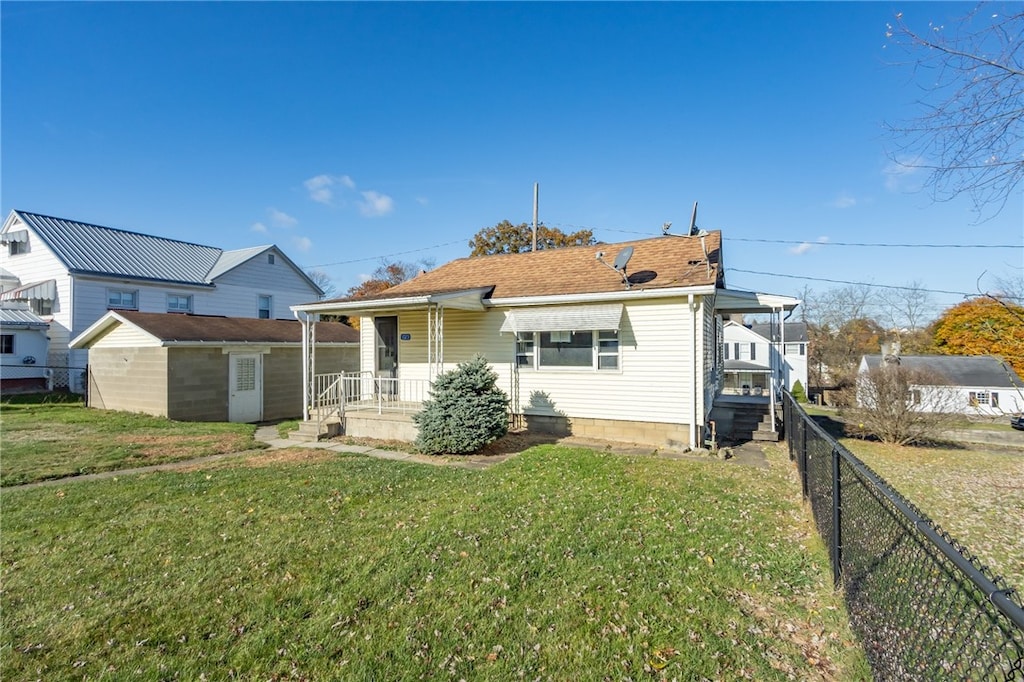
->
[228,353,263,423]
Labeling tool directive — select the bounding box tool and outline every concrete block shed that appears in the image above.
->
[71,311,358,422]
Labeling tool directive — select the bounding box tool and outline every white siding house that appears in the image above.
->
[857,354,1024,417]
[294,233,799,449]
[0,302,51,392]
[0,210,324,391]
[721,320,808,395]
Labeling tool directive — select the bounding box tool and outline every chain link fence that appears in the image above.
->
[783,392,1024,680]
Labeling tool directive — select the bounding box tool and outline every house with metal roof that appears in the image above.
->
[0,301,52,393]
[71,311,358,422]
[0,210,324,391]
[291,232,800,449]
[857,354,1024,417]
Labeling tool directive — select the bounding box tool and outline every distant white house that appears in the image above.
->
[857,354,1024,417]
[0,301,51,393]
[0,210,324,391]
[721,320,808,396]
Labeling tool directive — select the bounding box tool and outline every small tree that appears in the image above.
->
[791,380,807,403]
[843,363,957,446]
[414,355,509,455]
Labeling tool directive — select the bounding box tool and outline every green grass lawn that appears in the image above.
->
[1,445,870,680]
[840,438,1024,590]
[0,399,260,486]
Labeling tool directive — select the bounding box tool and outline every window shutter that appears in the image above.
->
[734,343,740,359]
[723,344,729,360]
[750,343,756,361]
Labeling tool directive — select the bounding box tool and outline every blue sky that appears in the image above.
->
[2,1,1021,318]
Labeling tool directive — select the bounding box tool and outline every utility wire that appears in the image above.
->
[728,268,977,297]
[304,239,466,269]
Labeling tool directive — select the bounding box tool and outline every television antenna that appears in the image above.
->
[596,245,635,289]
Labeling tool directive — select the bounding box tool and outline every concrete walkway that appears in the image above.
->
[5,426,770,492]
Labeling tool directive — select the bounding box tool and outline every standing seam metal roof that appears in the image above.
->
[12,211,227,285]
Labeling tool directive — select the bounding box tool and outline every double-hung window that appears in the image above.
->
[257,295,273,319]
[0,334,13,354]
[107,289,138,310]
[516,329,619,370]
[167,294,192,313]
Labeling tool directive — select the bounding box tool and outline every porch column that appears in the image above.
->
[299,313,316,422]
[427,304,444,381]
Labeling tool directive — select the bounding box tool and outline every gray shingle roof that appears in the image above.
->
[748,322,808,343]
[862,355,1024,389]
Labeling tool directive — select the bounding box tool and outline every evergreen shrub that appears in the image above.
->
[413,355,509,455]
[791,380,807,403]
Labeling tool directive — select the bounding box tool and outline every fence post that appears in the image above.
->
[831,445,842,587]
[800,418,809,499]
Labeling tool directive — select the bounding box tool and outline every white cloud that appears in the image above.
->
[250,222,268,234]
[304,173,358,204]
[884,157,924,192]
[789,236,830,255]
[358,190,395,217]
[832,193,857,209]
[268,208,298,228]
[292,235,312,252]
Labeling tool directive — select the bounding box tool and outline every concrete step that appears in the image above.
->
[289,419,341,442]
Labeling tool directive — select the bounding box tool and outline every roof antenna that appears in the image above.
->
[688,201,700,236]
[595,246,635,289]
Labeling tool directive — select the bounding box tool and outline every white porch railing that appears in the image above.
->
[313,371,429,418]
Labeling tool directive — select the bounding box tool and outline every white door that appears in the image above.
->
[229,353,262,423]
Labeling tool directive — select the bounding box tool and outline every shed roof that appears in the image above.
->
[72,311,358,348]
[861,355,1024,389]
[310,233,723,306]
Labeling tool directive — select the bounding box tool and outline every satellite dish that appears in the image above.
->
[688,201,699,236]
[612,246,634,271]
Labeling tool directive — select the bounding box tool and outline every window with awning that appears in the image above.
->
[0,279,55,303]
[503,304,624,371]
[499,303,623,334]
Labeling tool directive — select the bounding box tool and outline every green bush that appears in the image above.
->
[791,380,807,403]
[413,355,509,455]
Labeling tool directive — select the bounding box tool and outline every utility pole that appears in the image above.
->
[532,182,539,252]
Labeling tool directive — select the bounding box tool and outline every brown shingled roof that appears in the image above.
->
[115,311,358,344]
[322,232,722,304]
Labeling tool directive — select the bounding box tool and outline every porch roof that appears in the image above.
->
[713,288,800,314]
[724,360,773,373]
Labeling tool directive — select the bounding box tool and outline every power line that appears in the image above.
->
[728,268,978,297]
[548,222,1021,249]
[304,239,466,269]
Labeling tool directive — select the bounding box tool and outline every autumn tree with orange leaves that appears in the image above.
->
[931,297,1024,377]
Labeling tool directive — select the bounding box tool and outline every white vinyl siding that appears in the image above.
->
[86,321,163,349]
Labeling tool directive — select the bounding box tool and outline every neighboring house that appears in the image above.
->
[857,354,1024,417]
[0,210,324,391]
[292,233,799,448]
[71,311,358,422]
[0,301,51,393]
[721,320,808,395]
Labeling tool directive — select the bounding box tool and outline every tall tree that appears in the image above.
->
[886,7,1024,217]
[469,221,595,256]
[931,296,1024,376]
[305,269,338,299]
[345,260,429,299]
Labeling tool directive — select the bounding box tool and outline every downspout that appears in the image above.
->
[689,293,699,449]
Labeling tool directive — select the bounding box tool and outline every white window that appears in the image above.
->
[31,299,52,316]
[267,253,276,265]
[515,330,619,370]
[516,334,535,368]
[8,241,27,256]
[737,343,756,361]
[107,289,138,310]
[257,295,272,319]
[167,294,192,313]
[597,330,619,369]
[0,334,13,354]
[785,343,805,355]
[969,391,990,406]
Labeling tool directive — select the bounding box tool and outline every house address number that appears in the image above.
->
[400,333,412,341]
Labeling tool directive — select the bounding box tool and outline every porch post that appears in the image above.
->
[300,312,311,422]
[769,307,777,432]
